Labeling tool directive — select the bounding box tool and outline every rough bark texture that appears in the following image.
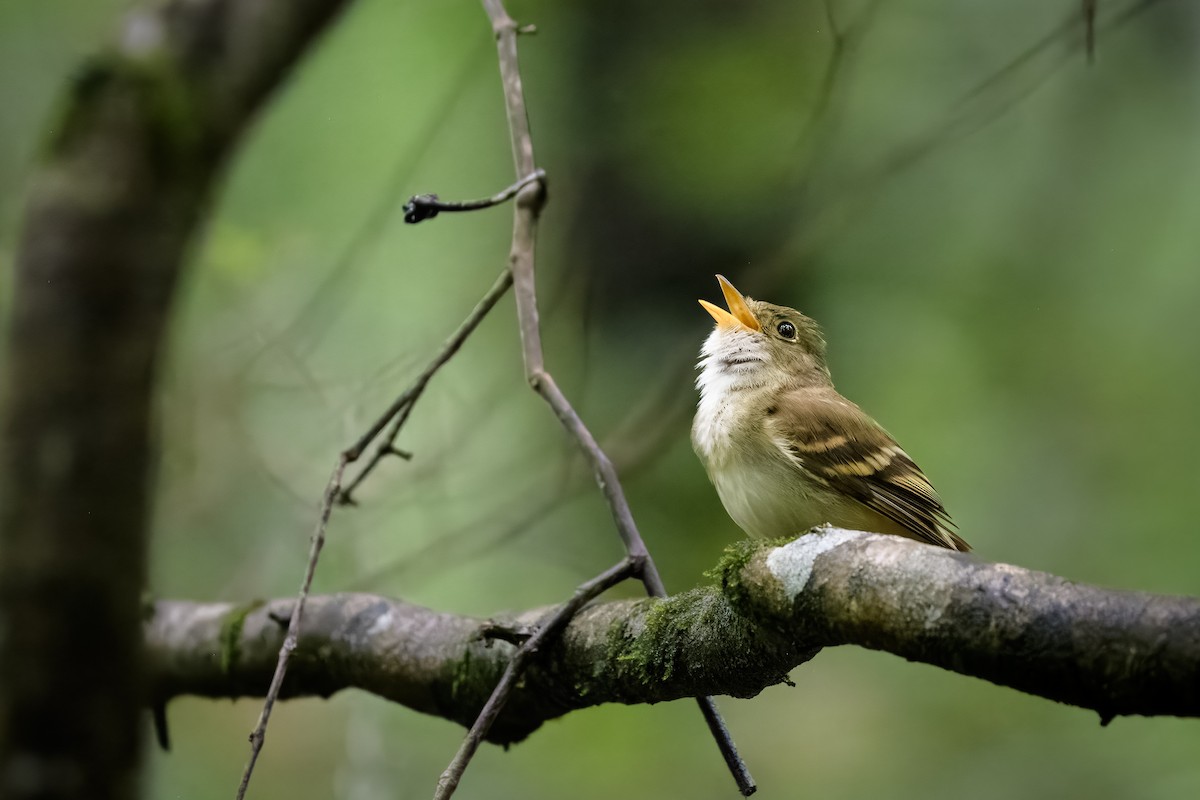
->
[146,529,1200,745]
[750,528,1200,723]
[0,2,353,798]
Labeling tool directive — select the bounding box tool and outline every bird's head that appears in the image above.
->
[697,275,830,389]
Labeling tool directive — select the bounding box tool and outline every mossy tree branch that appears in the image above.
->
[147,529,1200,745]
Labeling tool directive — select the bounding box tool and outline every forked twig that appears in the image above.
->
[337,266,514,506]
[237,247,521,800]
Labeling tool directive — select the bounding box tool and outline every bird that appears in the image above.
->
[691,275,969,551]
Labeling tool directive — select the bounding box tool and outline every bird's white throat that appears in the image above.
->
[693,327,772,461]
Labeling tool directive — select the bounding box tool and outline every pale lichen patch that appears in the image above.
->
[765,527,869,600]
[366,609,394,637]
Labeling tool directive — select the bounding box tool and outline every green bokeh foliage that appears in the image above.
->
[2,0,1198,798]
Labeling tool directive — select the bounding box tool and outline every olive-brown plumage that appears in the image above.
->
[692,275,969,551]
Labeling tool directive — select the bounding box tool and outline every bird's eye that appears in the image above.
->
[777,321,797,339]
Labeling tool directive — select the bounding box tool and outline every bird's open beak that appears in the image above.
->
[699,275,762,332]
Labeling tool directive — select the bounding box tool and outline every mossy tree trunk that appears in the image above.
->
[0,1,354,798]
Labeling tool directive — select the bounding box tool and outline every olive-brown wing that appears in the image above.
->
[767,389,969,551]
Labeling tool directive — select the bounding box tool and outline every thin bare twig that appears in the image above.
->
[467,0,755,795]
[337,267,514,505]
[761,0,1168,285]
[404,169,547,223]
[868,0,1163,186]
[795,0,880,160]
[433,558,638,800]
[1083,0,1098,63]
[348,356,695,592]
[236,454,347,800]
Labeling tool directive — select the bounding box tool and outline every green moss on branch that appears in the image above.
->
[219,600,265,676]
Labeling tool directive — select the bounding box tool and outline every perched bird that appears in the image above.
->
[692,275,969,551]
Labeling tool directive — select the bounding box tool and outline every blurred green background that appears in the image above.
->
[3,0,1200,798]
